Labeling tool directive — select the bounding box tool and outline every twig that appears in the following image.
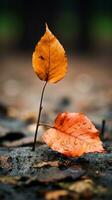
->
[101,119,106,139]
[39,123,53,128]
[32,81,47,151]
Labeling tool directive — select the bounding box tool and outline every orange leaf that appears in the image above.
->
[32,24,67,83]
[43,113,105,157]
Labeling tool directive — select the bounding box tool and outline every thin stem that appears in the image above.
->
[32,81,47,151]
[39,123,53,128]
[101,119,106,139]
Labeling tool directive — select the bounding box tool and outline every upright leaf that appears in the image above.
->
[32,24,67,83]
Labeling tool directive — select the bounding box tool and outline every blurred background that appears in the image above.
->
[0,0,112,127]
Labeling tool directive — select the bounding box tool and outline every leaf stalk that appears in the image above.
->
[32,81,47,151]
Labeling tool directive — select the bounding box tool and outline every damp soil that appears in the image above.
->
[0,141,112,200]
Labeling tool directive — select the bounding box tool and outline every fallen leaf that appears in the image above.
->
[33,158,80,169]
[69,179,94,193]
[43,112,105,157]
[0,176,20,185]
[0,156,12,169]
[35,165,84,182]
[32,24,67,83]
[69,179,107,198]
[35,167,67,182]
[33,161,59,168]
[45,190,68,200]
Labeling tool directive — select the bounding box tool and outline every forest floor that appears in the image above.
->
[0,54,112,199]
